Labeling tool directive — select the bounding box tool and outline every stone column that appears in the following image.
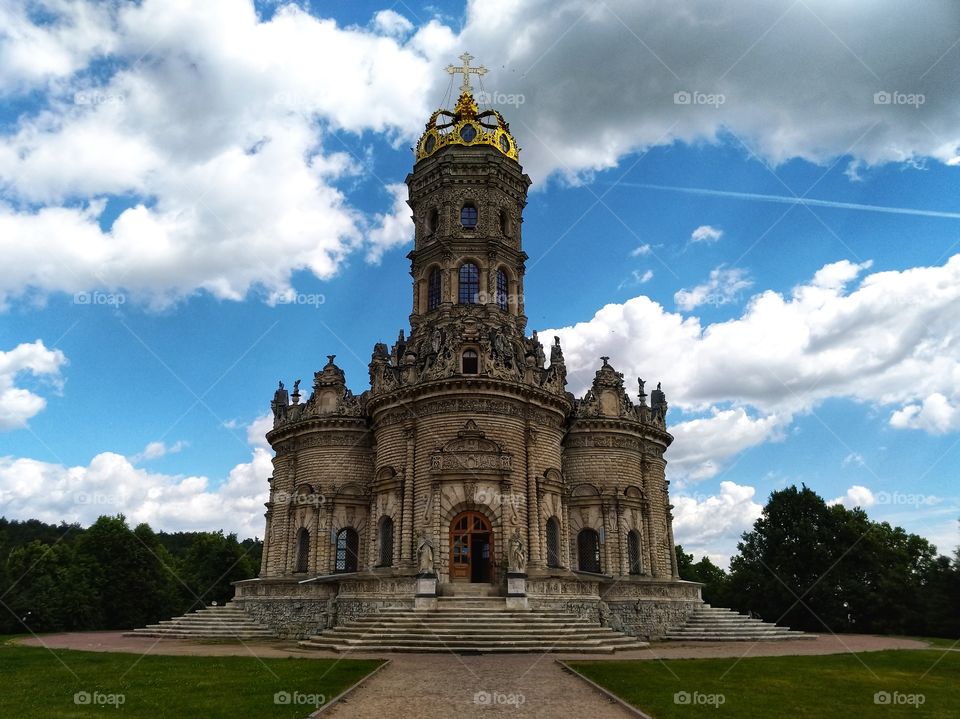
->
[601,502,612,573]
[401,424,416,566]
[562,497,573,569]
[615,499,626,576]
[319,502,333,574]
[666,501,679,579]
[524,423,540,567]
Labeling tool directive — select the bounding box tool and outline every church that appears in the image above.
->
[231,55,704,645]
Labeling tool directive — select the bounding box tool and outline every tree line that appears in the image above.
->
[0,515,261,634]
[676,485,960,638]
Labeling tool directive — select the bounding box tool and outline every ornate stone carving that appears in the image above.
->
[430,420,513,474]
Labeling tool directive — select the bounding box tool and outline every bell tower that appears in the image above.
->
[406,53,531,342]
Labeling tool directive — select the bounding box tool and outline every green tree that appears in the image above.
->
[75,515,177,629]
[179,531,257,609]
[3,540,100,632]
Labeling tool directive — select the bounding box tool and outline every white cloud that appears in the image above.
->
[668,408,790,484]
[131,440,188,463]
[829,484,876,509]
[618,269,654,290]
[0,414,273,538]
[890,393,960,434]
[0,0,441,307]
[0,1,117,93]
[460,0,960,180]
[673,481,764,567]
[690,225,723,243]
[630,243,652,257]
[543,254,960,481]
[842,452,865,468]
[674,267,752,311]
[373,10,414,38]
[0,341,67,431]
[366,183,414,263]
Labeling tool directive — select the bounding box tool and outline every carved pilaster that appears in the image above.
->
[401,423,416,566]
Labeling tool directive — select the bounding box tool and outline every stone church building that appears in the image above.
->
[231,56,704,644]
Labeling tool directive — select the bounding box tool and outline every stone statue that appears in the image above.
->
[550,336,564,364]
[509,528,526,573]
[417,529,435,574]
[293,379,301,394]
[324,596,338,629]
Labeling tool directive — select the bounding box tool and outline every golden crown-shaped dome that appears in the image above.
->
[415,53,520,162]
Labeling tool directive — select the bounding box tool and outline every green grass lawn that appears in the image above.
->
[915,637,960,650]
[568,650,960,718]
[0,638,383,718]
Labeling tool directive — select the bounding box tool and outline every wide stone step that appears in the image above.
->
[125,629,275,638]
[301,643,639,654]
[336,622,608,633]
[125,604,276,640]
[349,617,590,626]
[302,636,642,650]
[320,629,625,642]
[664,633,817,641]
[299,604,647,654]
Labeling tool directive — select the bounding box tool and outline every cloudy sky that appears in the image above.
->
[1,0,959,565]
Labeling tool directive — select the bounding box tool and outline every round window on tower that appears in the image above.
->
[424,134,436,154]
[499,134,510,153]
[460,123,477,142]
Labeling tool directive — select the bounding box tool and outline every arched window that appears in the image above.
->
[335,527,359,573]
[496,269,508,311]
[460,203,478,228]
[378,517,394,567]
[462,349,479,374]
[427,208,439,234]
[499,209,511,237]
[577,528,601,573]
[458,263,479,304]
[546,517,561,568]
[628,531,642,575]
[427,268,442,311]
[295,528,309,573]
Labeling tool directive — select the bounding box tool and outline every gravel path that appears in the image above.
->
[322,653,636,718]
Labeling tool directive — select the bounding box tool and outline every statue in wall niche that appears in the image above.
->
[509,528,526,572]
[597,599,611,627]
[324,596,338,629]
[417,529,435,575]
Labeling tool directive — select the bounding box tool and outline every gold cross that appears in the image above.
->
[446,52,487,95]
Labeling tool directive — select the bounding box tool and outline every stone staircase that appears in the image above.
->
[298,597,648,654]
[664,604,814,641]
[124,603,276,640]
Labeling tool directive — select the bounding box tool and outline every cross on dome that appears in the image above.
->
[446,52,487,95]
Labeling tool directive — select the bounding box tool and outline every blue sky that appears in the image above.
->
[1,0,958,563]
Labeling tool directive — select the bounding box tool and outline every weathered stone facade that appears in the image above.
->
[233,75,701,640]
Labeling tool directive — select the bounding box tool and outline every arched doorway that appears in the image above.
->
[449,511,493,583]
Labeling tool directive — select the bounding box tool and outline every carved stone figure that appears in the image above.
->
[509,528,526,572]
[417,530,435,575]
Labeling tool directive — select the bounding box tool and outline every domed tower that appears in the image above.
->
[367,54,572,589]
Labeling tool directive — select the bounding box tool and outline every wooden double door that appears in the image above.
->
[449,511,492,582]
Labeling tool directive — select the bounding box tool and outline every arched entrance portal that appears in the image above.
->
[449,511,493,583]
